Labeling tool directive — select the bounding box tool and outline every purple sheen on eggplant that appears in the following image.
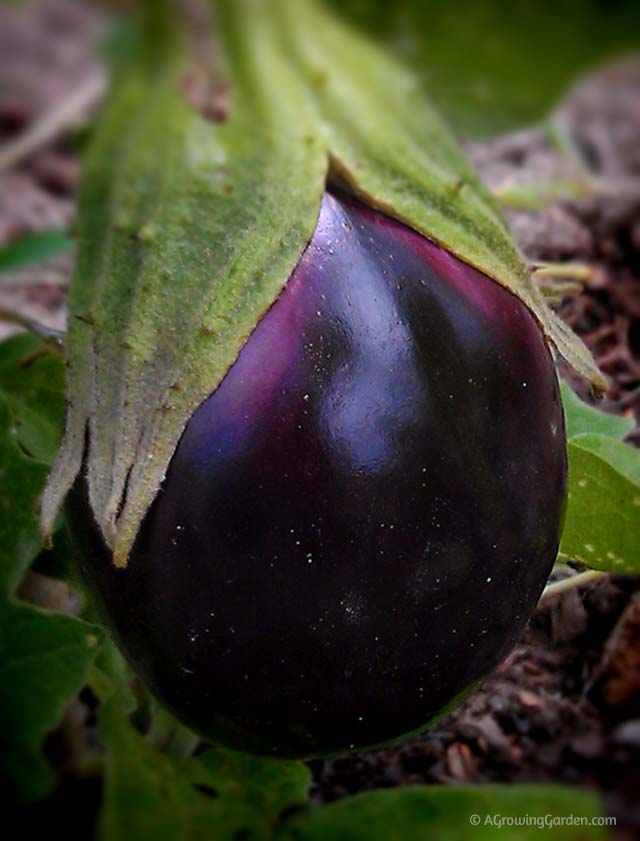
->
[67,188,567,757]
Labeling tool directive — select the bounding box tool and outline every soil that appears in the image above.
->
[1,1,639,838]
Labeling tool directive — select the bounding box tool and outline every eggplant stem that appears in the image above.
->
[0,305,64,354]
[0,72,105,172]
[539,569,607,605]
[532,262,593,282]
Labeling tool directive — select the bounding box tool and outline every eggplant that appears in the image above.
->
[67,188,567,756]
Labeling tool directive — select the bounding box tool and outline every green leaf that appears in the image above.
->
[98,696,310,841]
[41,0,603,567]
[184,750,312,841]
[285,784,608,840]
[0,394,50,595]
[328,0,640,138]
[560,439,640,573]
[571,433,640,486]
[559,384,640,574]
[0,336,98,801]
[0,334,65,463]
[561,381,633,442]
[0,603,100,802]
[0,228,74,274]
[99,698,186,841]
[286,784,608,840]
[89,637,137,712]
[0,390,99,801]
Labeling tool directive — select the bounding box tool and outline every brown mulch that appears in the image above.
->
[0,0,103,339]
[1,1,639,838]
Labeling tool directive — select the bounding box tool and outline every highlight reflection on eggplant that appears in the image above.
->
[67,188,567,756]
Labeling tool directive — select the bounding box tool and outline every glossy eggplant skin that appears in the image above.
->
[67,189,567,757]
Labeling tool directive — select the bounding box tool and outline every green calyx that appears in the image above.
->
[40,0,606,566]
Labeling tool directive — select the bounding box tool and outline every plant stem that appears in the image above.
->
[147,700,199,759]
[166,724,200,760]
[532,262,593,281]
[493,178,592,210]
[0,72,105,172]
[538,570,606,605]
[0,306,64,354]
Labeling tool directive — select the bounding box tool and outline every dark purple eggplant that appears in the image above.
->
[67,188,567,757]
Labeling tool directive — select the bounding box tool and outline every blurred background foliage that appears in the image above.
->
[327,0,640,137]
